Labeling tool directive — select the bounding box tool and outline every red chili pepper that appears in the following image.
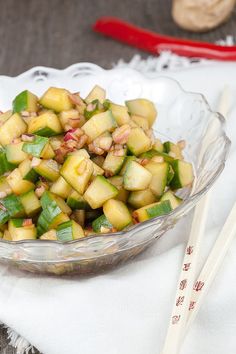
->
[93,17,236,61]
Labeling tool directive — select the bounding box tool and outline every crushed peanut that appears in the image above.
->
[177,140,186,150]
[112,124,131,144]
[98,136,113,151]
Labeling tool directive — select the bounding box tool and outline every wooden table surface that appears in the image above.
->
[0,0,235,352]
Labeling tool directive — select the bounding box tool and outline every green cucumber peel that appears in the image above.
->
[22,135,49,157]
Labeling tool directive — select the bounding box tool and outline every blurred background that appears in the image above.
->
[1,0,236,76]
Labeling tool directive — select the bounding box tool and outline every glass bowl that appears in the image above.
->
[0,63,230,275]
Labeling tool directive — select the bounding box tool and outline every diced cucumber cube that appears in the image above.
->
[8,219,37,241]
[0,113,27,146]
[85,85,106,104]
[22,136,49,158]
[119,156,136,176]
[103,199,132,231]
[59,109,81,129]
[0,209,10,226]
[41,143,55,159]
[50,176,72,199]
[40,229,57,240]
[84,175,118,209]
[18,159,38,182]
[139,150,174,163]
[127,127,151,156]
[102,149,126,176]
[7,168,35,195]
[37,200,69,235]
[108,176,129,203]
[1,194,25,217]
[145,161,169,198]
[164,141,183,159]
[124,161,152,191]
[6,142,28,164]
[131,114,149,130]
[67,190,90,210]
[82,110,117,142]
[92,214,113,233]
[0,110,12,125]
[0,177,12,195]
[128,189,156,209]
[109,103,130,126]
[20,190,41,216]
[0,146,16,175]
[133,200,172,222]
[28,111,62,136]
[39,87,73,112]
[41,191,71,215]
[34,159,60,182]
[170,160,194,189]
[60,155,94,194]
[13,90,38,113]
[56,220,84,242]
[160,190,182,209]
[125,98,157,127]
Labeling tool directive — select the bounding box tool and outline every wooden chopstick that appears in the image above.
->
[161,87,231,354]
[185,202,236,333]
[161,195,210,354]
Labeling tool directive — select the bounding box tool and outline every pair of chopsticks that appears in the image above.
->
[94,17,236,61]
[161,88,234,354]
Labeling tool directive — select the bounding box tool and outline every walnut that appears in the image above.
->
[172,0,236,32]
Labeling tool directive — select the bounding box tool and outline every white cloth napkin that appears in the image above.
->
[1,64,236,354]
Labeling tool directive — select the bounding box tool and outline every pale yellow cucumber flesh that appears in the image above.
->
[145,161,169,198]
[125,98,157,127]
[103,199,132,230]
[127,127,151,156]
[109,103,130,126]
[160,190,182,209]
[124,161,152,191]
[84,175,118,209]
[60,155,93,194]
[0,113,27,145]
[128,189,156,209]
[85,85,106,104]
[82,111,117,141]
[40,87,73,112]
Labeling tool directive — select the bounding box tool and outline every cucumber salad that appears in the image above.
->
[0,85,194,242]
